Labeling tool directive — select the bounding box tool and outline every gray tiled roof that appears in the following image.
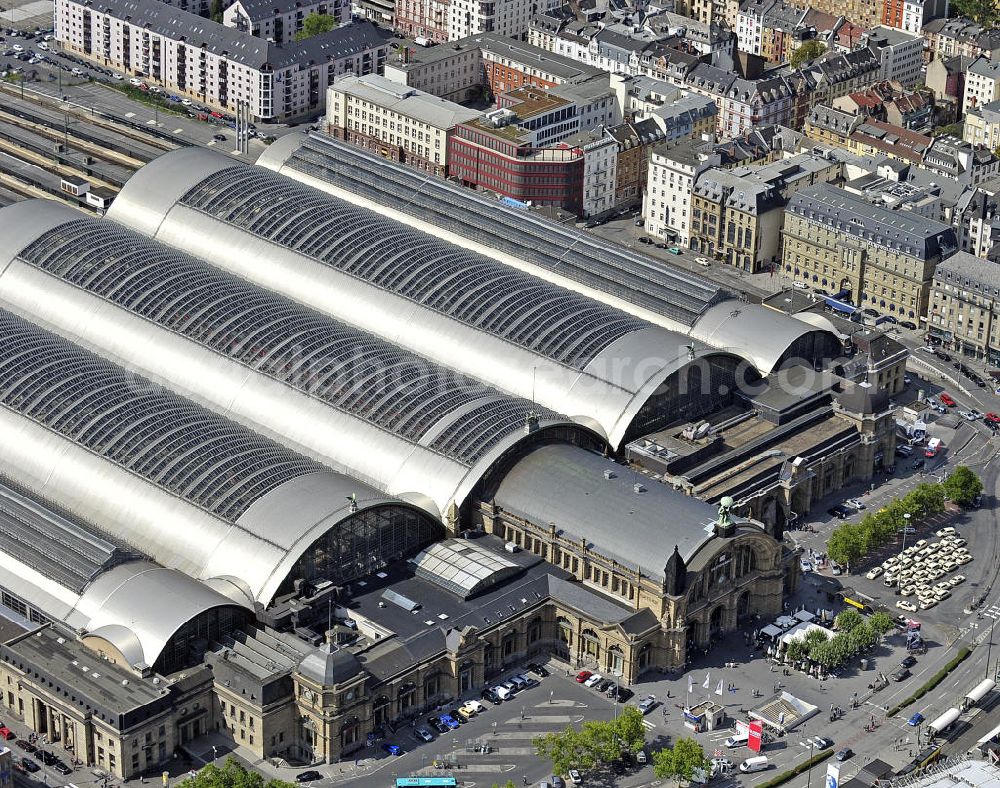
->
[87,0,388,69]
[935,250,1000,291]
[494,444,719,575]
[787,182,957,261]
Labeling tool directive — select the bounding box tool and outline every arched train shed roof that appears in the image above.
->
[0,309,435,605]
[0,199,588,519]
[108,148,738,448]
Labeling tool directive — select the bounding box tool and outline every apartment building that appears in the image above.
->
[223,0,350,44]
[964,56,1000,115]
[54,0,389,121]
[382,38,483,102]
[394,0,546,43]
[922,17,1000,63]
[965,99,1000,152]
[760,0,807,64]
[690,168,784,271]
[880,0,947,34]
[644,139,717,245]
[688,152,842,272]
[573,127,618,216]
[781,183,957,319]
[928,251,1000,362]
[952,178,1000,259]
[863,26,922,88]
[639,92,718,142]
[477,33,606,95]
[325,74,482,176]
[719,75,794,138]
[926,55,970,119]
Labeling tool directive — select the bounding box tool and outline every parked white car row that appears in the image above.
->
[870,533,971,612]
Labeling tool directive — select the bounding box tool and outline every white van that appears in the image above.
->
[725,734,749,748]
[739,756,769,773]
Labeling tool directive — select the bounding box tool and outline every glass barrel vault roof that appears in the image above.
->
[265,132,729,327]
[178,167,647,372]
[14,218,561,466]
[0,309,320,523]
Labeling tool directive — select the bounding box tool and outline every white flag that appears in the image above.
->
[702,672,710,689]
[688,676,694,694]
[716,679,724,696]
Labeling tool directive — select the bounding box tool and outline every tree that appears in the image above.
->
[183,759,294,788]
[210,0,223,22]
[790,40,826,69]
[294,12,337,40]
[613,706,647,754]
[786,639,806,663]
[951,0,1000,25]
[652,738,710,782]
[827,523,864,571]
[869,611,895,637]
[534,726,591,775]
[834,608,863,633]
[944,466,983,506]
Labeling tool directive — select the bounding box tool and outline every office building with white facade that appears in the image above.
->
[326,73,481,175]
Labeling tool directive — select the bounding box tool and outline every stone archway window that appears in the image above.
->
[398,683,416,713]
[638,642,652,668]
[582,629,600,659]
[557,617,573,646]
[373,695,391,727]
[527,616,542,644]
[502,631,518,658]
[607,645,624,674]
[709,605,725,635]
[341,717,360,748]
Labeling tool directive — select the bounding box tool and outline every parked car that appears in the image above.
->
[427,716,449,733]
[636,695,657,715]
[20,758,39,773]
[667,247,682,255]
[611,686,634,703]
[575,670,593,683]
[900,321,917,330]
[939,393,956,407]
[900,655,917,668]
[828,505,851,519]
[213,133,227,142]
[836,748,854,761]
[584,673,603,688]
[908,713,924,726]
[800,559,813,572]
[0,727,14,740]
[527,662,550,677]
[382,743,402,756]
[813,737,833,749]
[568,769,581,784]
[414,727,435,743]
[53,760,73,776]
[892,667,911,682]
[638,236,653,245]
[481,688,502,705]
[845,498,866,510]
[596,678,613,693]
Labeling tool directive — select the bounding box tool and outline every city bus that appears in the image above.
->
[395,778,459,788]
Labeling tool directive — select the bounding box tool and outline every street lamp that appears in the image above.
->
[211,746,217,764]
[901,513,911,551]
[987,617,997,681]
[803,738,815,788]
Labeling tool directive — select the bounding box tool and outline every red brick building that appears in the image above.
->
[448,120,585,212]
